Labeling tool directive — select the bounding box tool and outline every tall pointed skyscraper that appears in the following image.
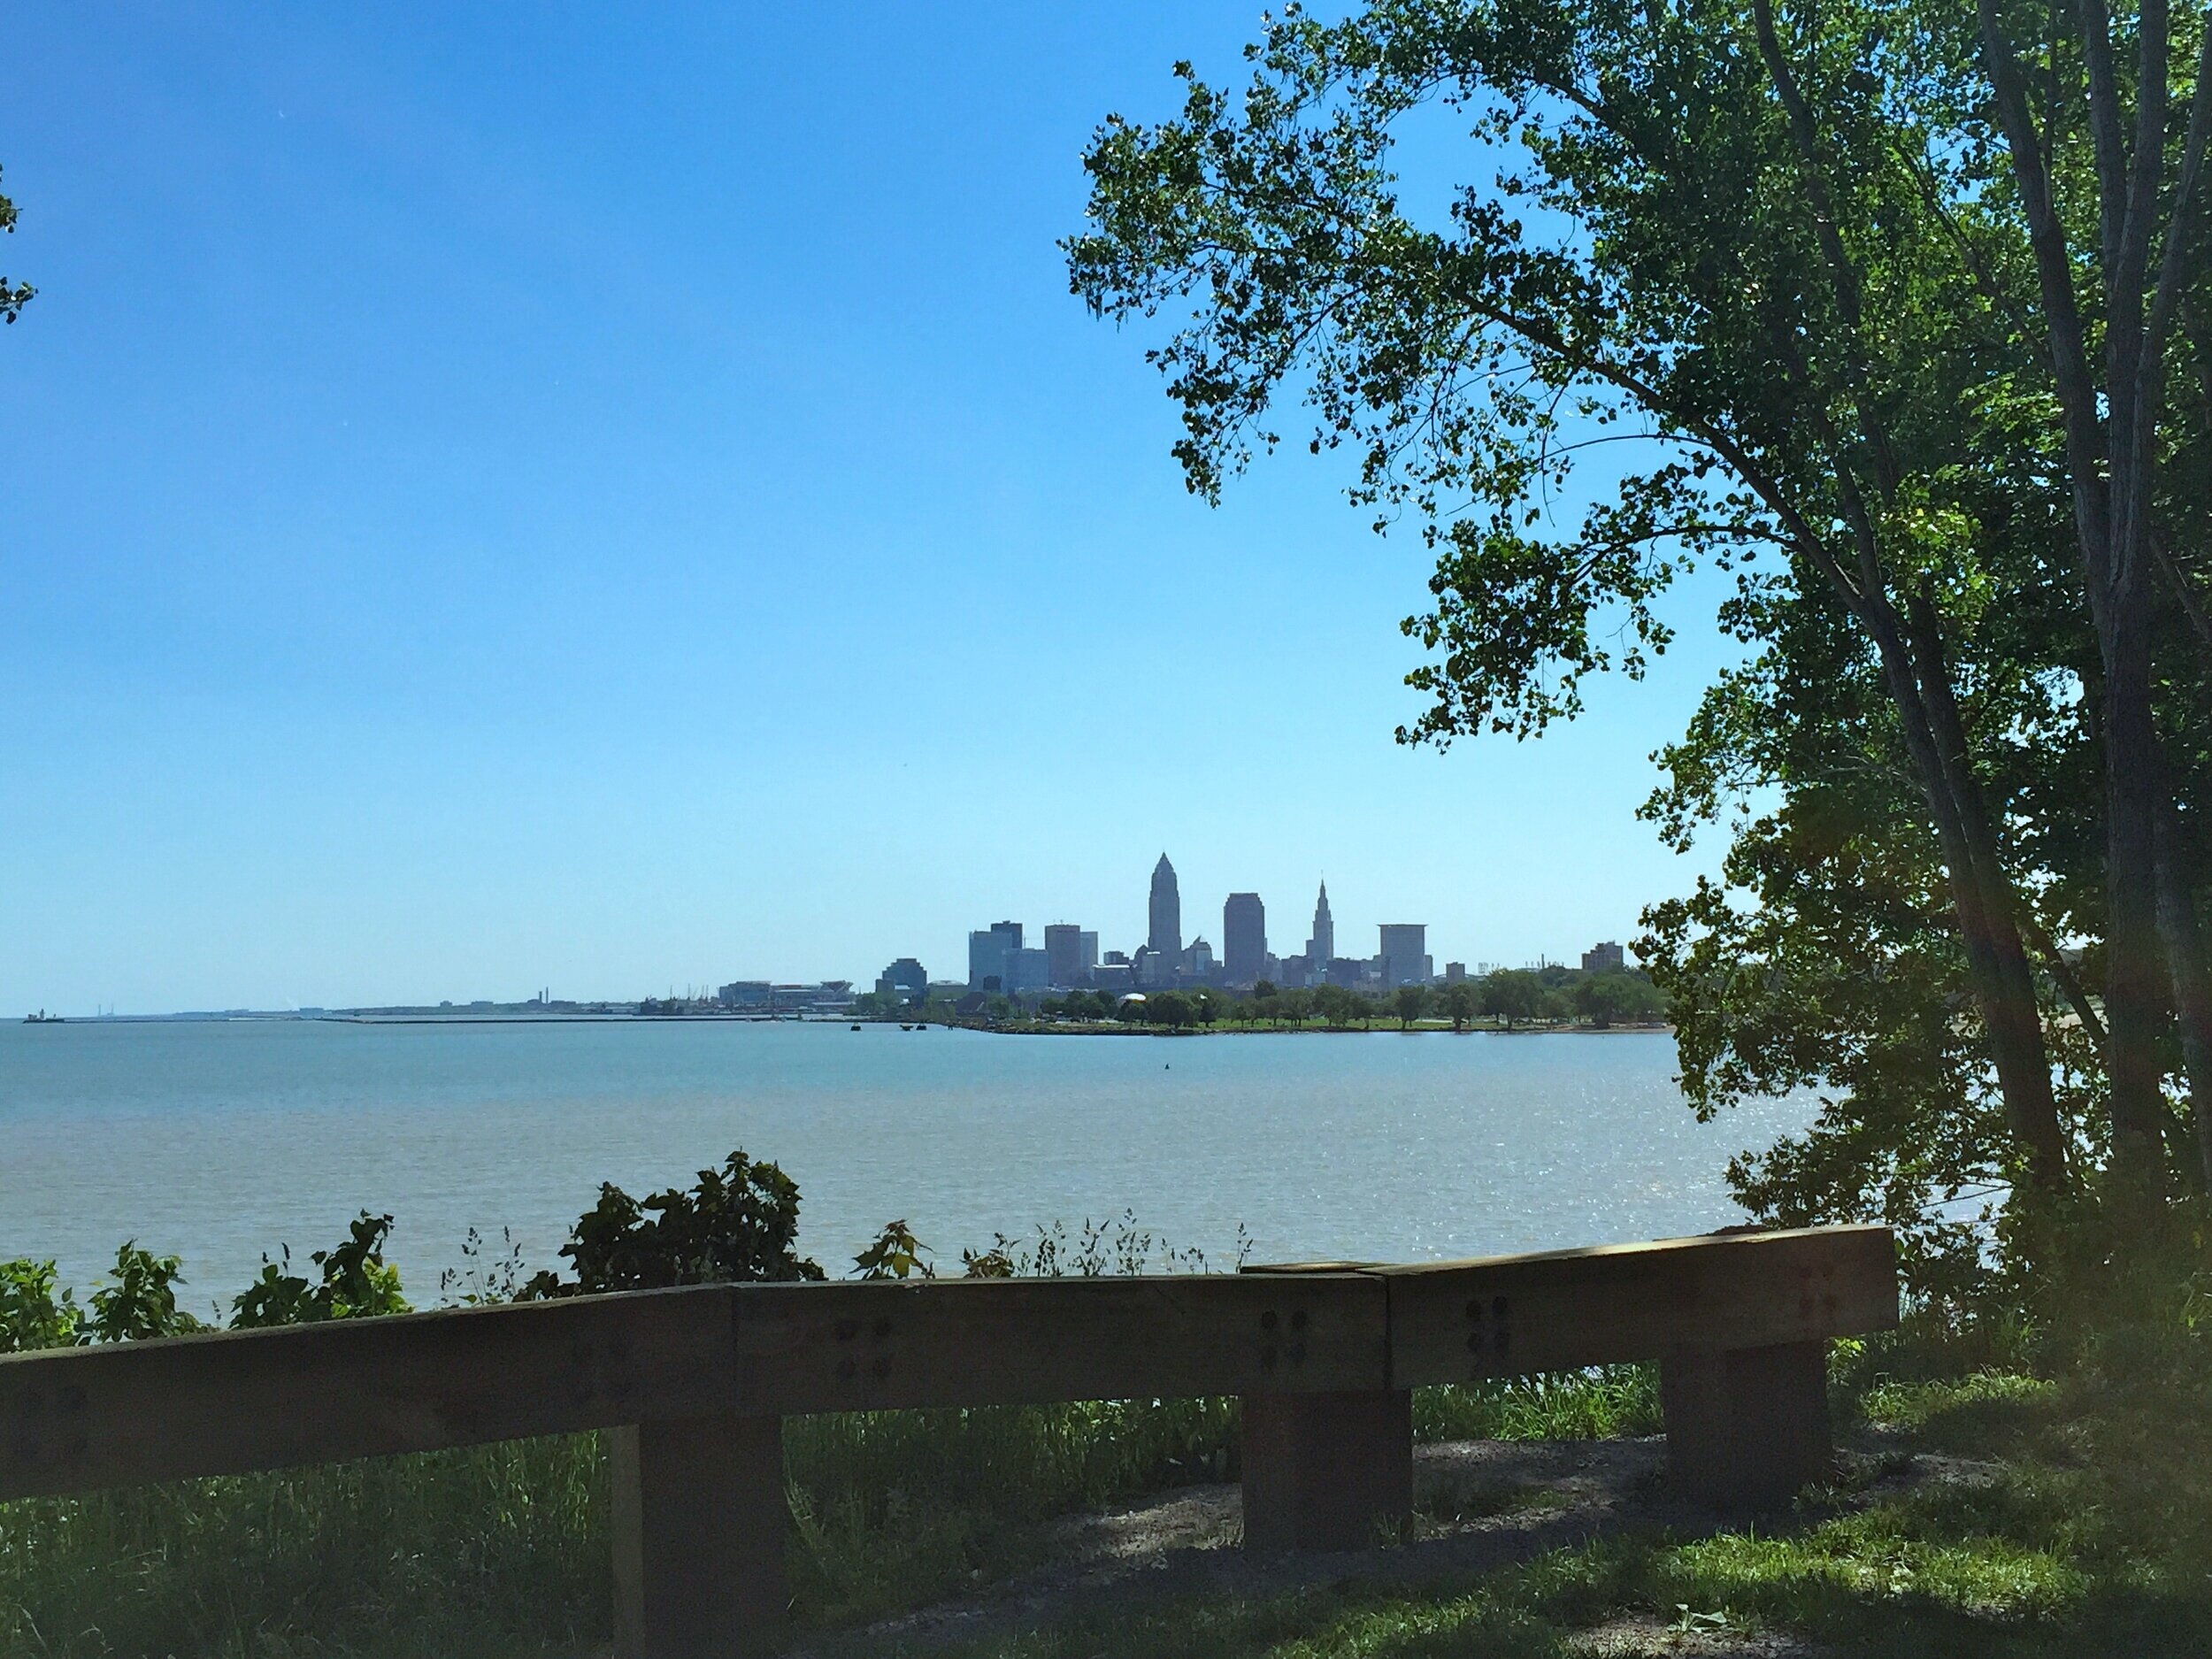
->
[1148,853,1182,955]
[1306,880,1334,964]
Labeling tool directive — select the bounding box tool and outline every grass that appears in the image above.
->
[9,1324,2208,1659]
[0,1374,1656,1656]
[897,1334,2212,1659]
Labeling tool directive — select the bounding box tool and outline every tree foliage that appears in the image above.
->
[0,162,31,325]
[524,1149,824,1297]
[1069,0,2212,1291]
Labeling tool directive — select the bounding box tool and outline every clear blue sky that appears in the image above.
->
[2,4,1740,1013]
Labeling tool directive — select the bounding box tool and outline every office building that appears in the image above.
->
[1149,853,1182,955]
[1079,930,1099,979]
[1180,937,1216,982]
[876,957,928,1005]
[1133,946,1171,987]
[967,920,1024,990]
[1306,880,1334,964]
[1003,947,1053,994]
[1583,941,1626,973]
[1043,924,1085,988]
[1223,892,1266,985]
[1443,961,1468,985]
[1378,924,1432,988]
[1325,956,1365,988]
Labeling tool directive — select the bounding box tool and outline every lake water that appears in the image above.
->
[0,1019,1814,1315]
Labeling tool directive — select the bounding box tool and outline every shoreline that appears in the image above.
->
[947,1019,1674,1038]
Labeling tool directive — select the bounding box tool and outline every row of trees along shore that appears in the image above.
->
[1018,969,1667,1031]
[1067,0,2212,1306]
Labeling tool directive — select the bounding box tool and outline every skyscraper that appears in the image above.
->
[1378,923,1432,988]
[1043,923,1084,987]
[1148,853,1181,956]
[1223,892,1266,985]
[967,920,1024,989]
[1306,880,1334,964]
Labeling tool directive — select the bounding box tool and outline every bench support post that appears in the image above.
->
[1661,1340,1831,1507]
[611,1412,787,1658]
[1240,1388,1412,1550]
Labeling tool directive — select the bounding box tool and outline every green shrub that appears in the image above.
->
[523,1148,823,1295]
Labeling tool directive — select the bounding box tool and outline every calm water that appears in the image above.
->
[0,1019,1813,1312]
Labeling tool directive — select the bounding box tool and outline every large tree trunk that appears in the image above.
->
[2100,608,2173,1194]
[2153,793,2212,1187]
[1871,600,2071,1192]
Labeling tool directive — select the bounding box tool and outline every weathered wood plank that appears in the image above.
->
[1241,1388,1412,1551]
[611,1412,787,1658]
[1661,1340,1833,1507]
[1379,1225,1896,1387]
[0,1286,741,1498]
[731,1273,1390,1412]
[0,1227,1893,1502]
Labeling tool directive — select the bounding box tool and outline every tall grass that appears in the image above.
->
[0,1371,1657,1655]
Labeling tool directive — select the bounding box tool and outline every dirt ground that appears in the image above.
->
[790,1433,1993,1658]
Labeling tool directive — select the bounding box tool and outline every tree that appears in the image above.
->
[1574,972,1664,1029]
[1150,991,1196,1030]
[1276,987,1313,1029]
[1971,0,2212,1188]
[1067,0,2212,1243]
[1482,971,1543,1032]
[0,163,31,326]
[1313,983,1361,1029]
[1440,979,1479,1033]
[1393,983,1433,1029]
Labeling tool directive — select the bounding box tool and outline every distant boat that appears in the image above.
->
[900,1024,914,1031]
[850,1023,863,1032]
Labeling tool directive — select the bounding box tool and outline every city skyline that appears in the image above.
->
[3,5,1738,1018]
[939,853,1630,1003]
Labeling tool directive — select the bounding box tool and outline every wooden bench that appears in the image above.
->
[0,1223,1894,1656]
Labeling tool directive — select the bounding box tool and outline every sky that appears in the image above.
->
[1,4,1747,1014]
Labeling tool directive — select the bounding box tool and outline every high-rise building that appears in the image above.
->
[1378,924,1432,988]
[1443,961,1468,985]
[1079,931,1099,979]
[876,957,928,1005]
[967,920,1024,989]
[1148,853,1182,956]
[1003,948,1053,994]
[1043,924,1085,987]
[1582,941,1627,973]
[1181,938,1217,982]
[1306,880,1334,964]
[1223,892,1266,985]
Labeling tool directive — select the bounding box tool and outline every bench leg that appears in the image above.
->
[611,1412,787,1658]
[1241,1388,1412,1550]
[1661,1340,1831,1507]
